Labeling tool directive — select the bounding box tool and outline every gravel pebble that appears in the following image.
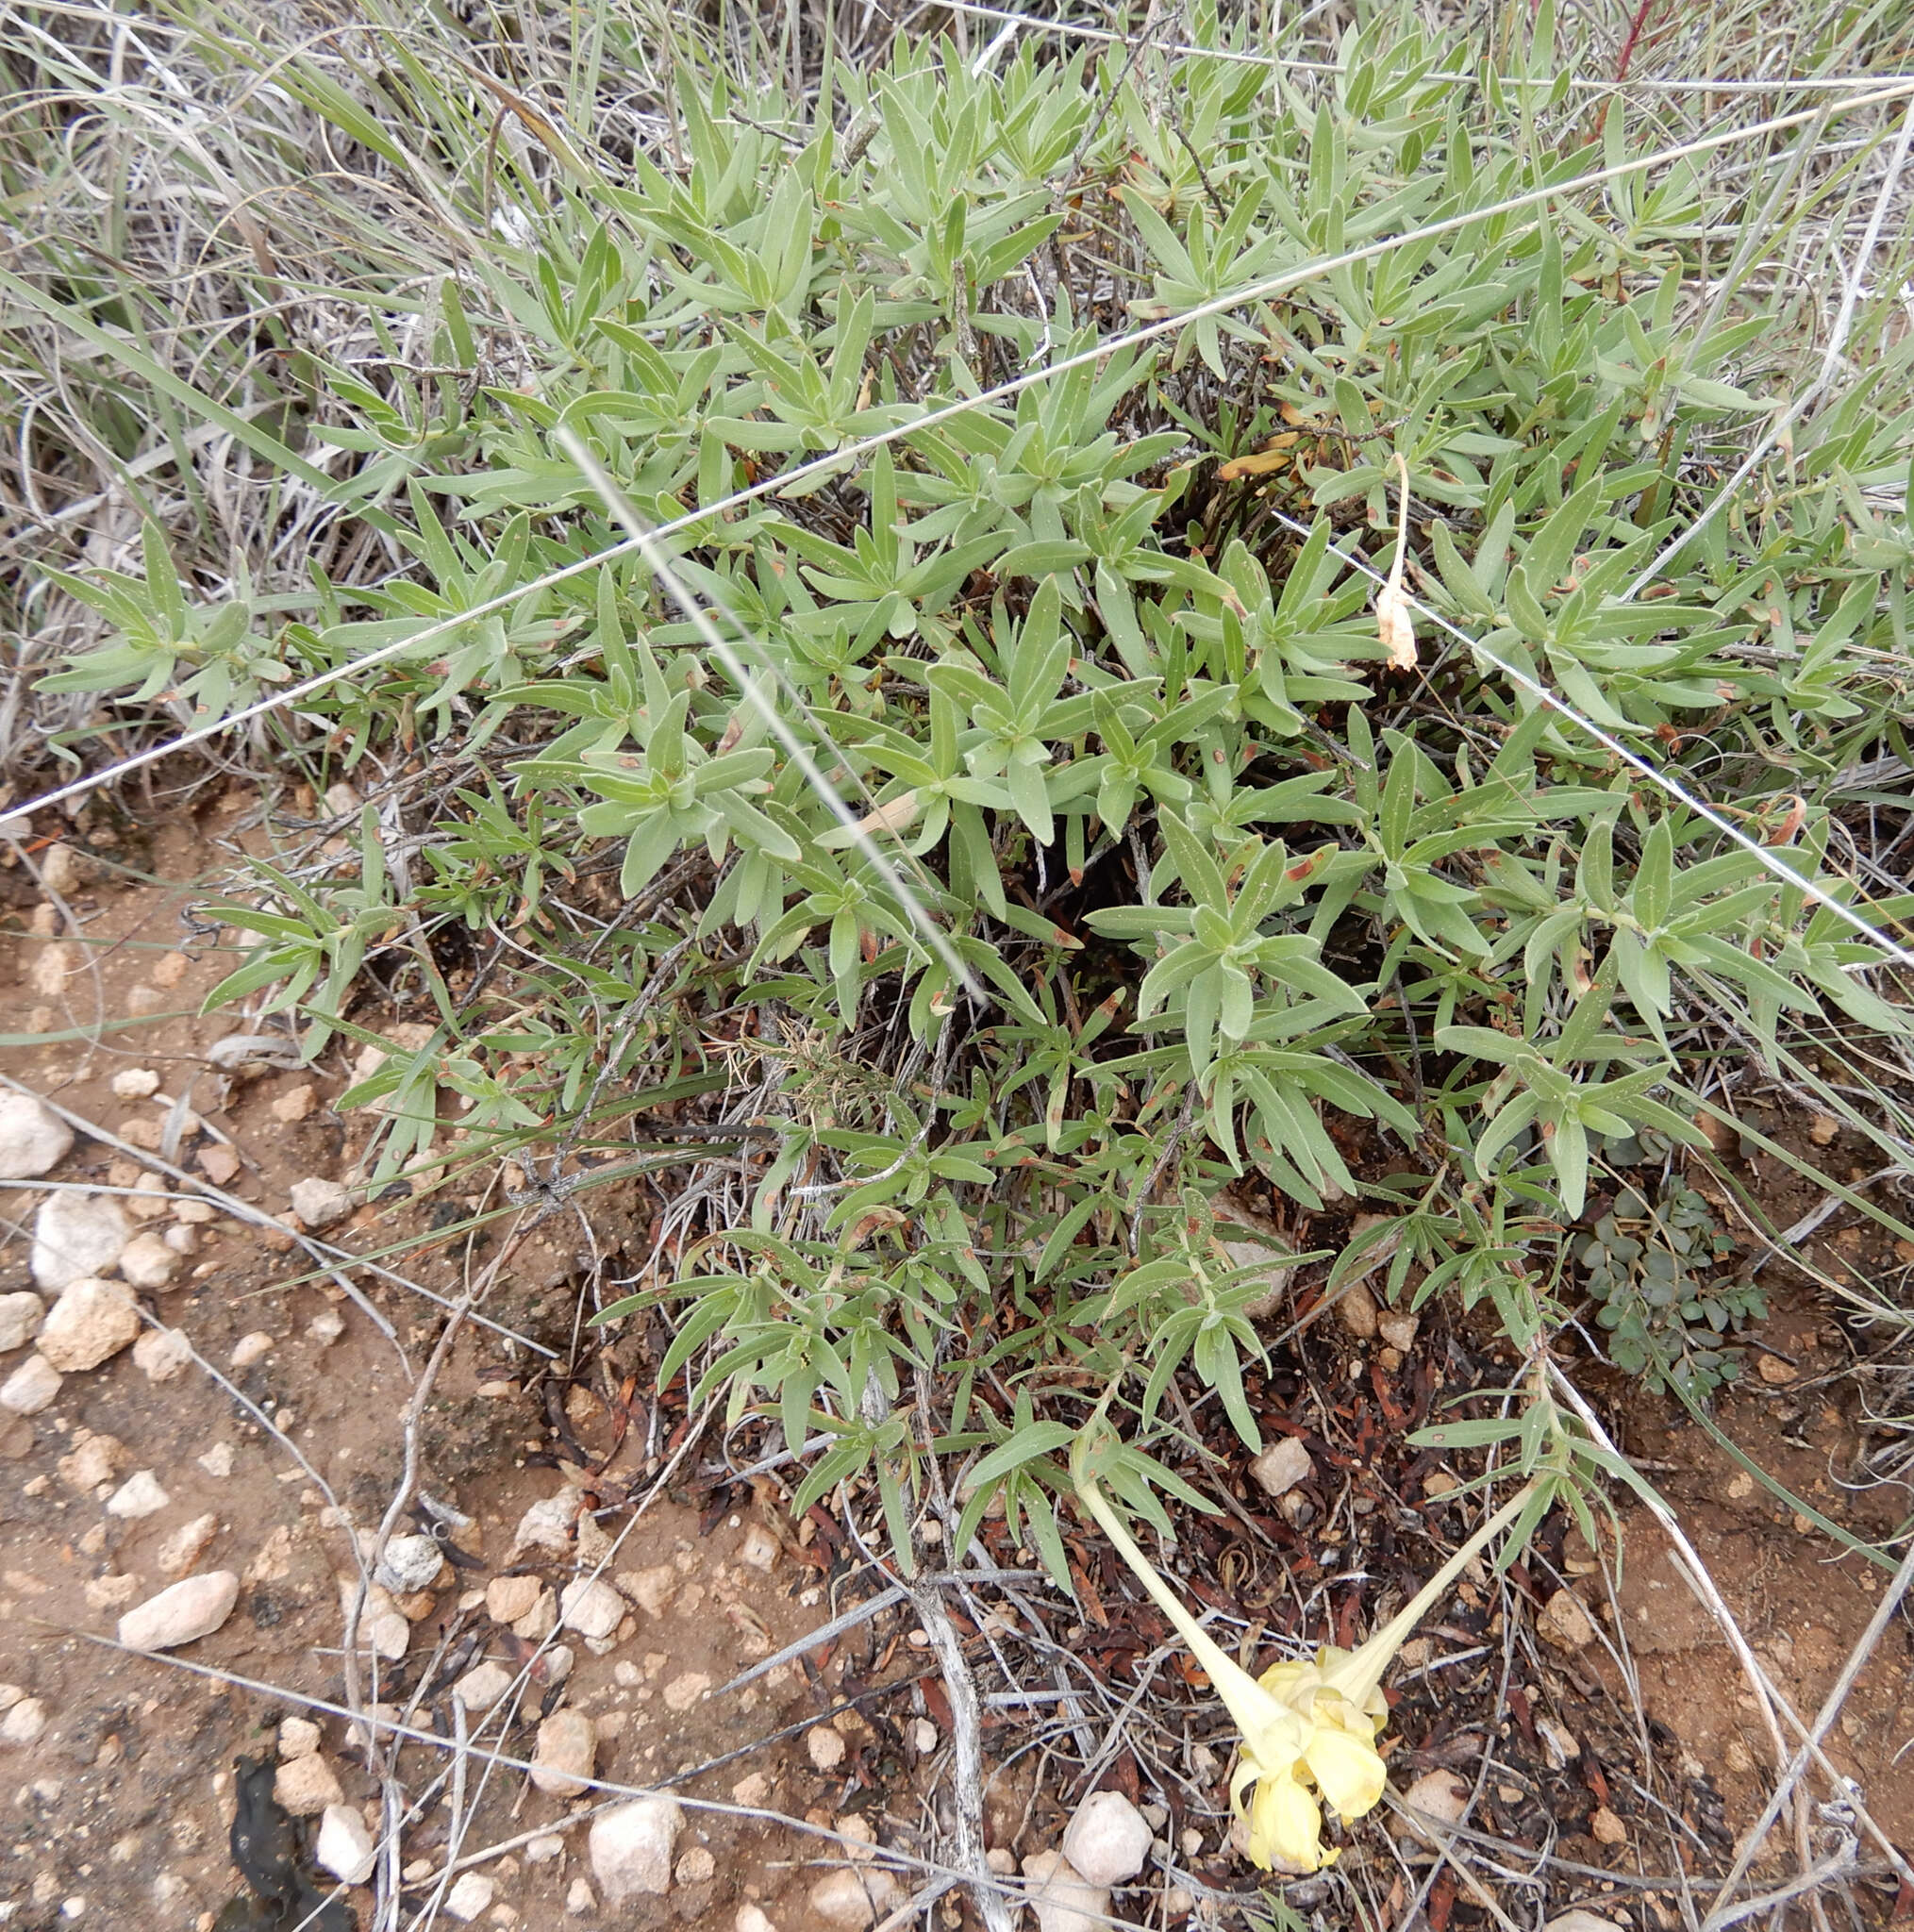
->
[0,1093,74,1178]
[117,1235,177,1290]
[452,1661,514,1715]
[278,1718,323,1759]
[37,1278,141,1373]
[0,1698,47,1748]
[133,1327,191,1383]
[376,1535,444,1595]
[559,1577,625,1641]
[443,1874,494,1922]
[274,1753,344,1817]
[118,1572,240,1652]
[530,1708,596,1797]
[1022,1851,1108,1932]
[0,1353,62,1415]
[105,1470,170,1519]
[289,1176,353,1229]
[0,1291,46,1352]
[1060,1790,1153,1887]
[229,1331,274,1369]
[31,1194,130,1291]
[807,1726,847,1772]
[315,1804,376,1886]
[109,1070,161,1100]
[565,1878,594,1916]
[1248,1436,1313,1500]
[590,1796,682,1902]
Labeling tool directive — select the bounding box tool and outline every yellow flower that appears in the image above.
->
[1074,1436,1534,1873]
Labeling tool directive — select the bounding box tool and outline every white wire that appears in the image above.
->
[17,73,1913,837]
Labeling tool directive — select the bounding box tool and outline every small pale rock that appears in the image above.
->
[1,1698,48,1748]
[308,1309,344,1347]
[1,1352,61,1414]
[737,1524,778,1572]
[198,1145,241,1186]
[58,1431,124,1491]
[487,1575,542,1624]
[118,1572,240,1652]
[736,1908,777,1932]
[809,1869,902,1930]
[289,1177,353,1230]
[1060,1789,1153,1887]
[198,1441,235,1478]
[117,1115,161,1147]
[508,1489,582,1560]
[150,950,189,988]
[808,1725,847,1772]
[444,1874,494,1922]
[133,1326,191,1388]
[230,1331,274,1370]
[274,1752,343,1817]
[32,1195,130,1292]
[0,1684,22,1709]
[37,1278,141,1372]
[0,1292,45,1352]
[370,1613,409,1660]
[1248,1436,1312,1500]
[279,1717,322,1759]
[1756,1354,1796,1386]
[1400,1769,1469,1843]
[30,941,71,997]
[649,1673,707,1719]
[272,1085,318,1124]
[565,1878,595,1916]
[124,1177,171,1222]
[530,1709,596,1797]
[620,1561,677,1617]
[1021,1852,1107,1932]
[1377,1311,1420,1351]
[732,1772,772,1806]
[84,1574,141,1612]
[110,1070,161,1100]
[1335,1280,1379,1340]
[675,1847,716,1886]
[910,1720,938,1755]
[171,1198,215,1224]
[1589,1806,1627,1846]
[377,1535,444,1594]
[560,1577,625,1641]
[117,1235,177,1290]
[155,1513,220,1576]
[525,1835,566,1864]
[511,1590,558,1642]
[1538,1589,1596,1653]
[453,1661,515,1715]
[1538,1718,1580,1771]
[1545,1913,1623,1932]
[325,781,363,817]
[106,1470,169,1519]
[161,1224,199,1257]
[315,1804,375,1886]
[590,1795,682,1902]
[0,1094,73,1178]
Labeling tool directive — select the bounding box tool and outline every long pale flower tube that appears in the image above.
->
[1073,1441,1536,1873]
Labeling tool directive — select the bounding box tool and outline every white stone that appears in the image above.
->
[0,1352,61,1415]
[1060,1790,1153,1887]
[524,1835,565,1864]
[453,1661,515,1715]
[289,1176,353,1229]
[315,1804,375,1886]
[308,1309,345,1346]
[910,1720,938,1755]
[36,1278,141,1372]
[1545,1915,1625,1932]
[808,1869,901,1929]
[274,1752,343,1817]
[162,1224,199,1257]
[1537,1589,1596,1652]
[31,1195,130,1292]
[565,1878,595,1916]
[1022,1851,1108,1932]
[619,1561,677,1617]
[0,1291,45,1352]
[124,1176,170,1222]
[230,1331,274,1369]
[589,1796,682,1902]
[663,1672,708,1713]
[117,1234,177,1290]
[444,1873,494,1922]
[807,1725,847,1772]
[0,1698,48,1748]
[198,1441,235,1478]
[370,1612,409,1660]
[560,1577,625,1641]
[487,1575,542,1624]
[530,1708,596,1796]
[133,1327,191,1383]
[109,1070,161,1100]
[0,1093,73,1178]
[105,1470,170,1519]
[117,1572,240,1651]
[509,1489,582,1559]
[58,1429,122,1491]
[737,1524,778,1571]
[1248,1436,1313,1500]
[376,1535,444,1594]
[736,1908,777,1932]
[156,1513,219,1578]
[279,1717,323,1758]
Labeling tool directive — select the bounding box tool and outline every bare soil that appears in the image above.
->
[1,797,1908,1930]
